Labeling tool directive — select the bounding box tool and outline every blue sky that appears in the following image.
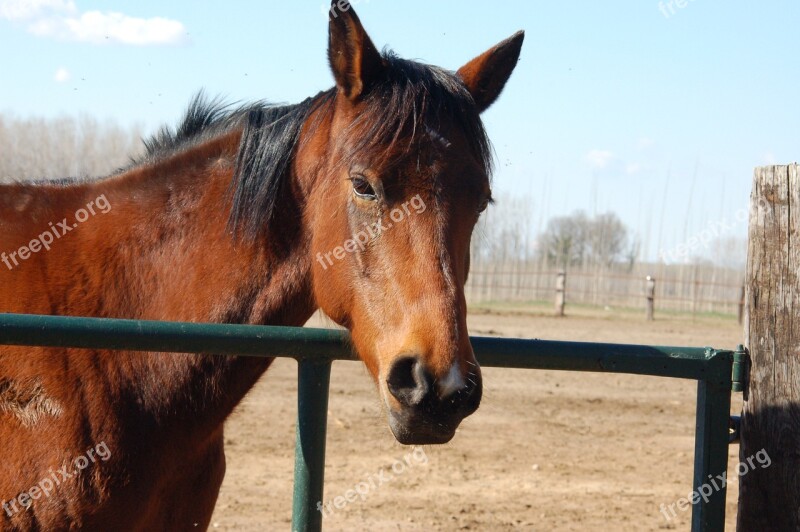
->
[1,0,798,262]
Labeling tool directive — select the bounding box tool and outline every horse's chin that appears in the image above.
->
[387,410,459,445]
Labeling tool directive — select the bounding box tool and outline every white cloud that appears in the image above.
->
[586,149,615,169]
[31,10,185,45]
[1,0,185,45]
[53,66,69,82]
[637,137,654,149]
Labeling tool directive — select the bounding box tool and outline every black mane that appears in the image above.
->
[139,52,492,240]
[135,90,334,239]
[140,92,244,159]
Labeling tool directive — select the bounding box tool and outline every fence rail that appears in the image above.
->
[466,264,744,316]
[0,313,744,531]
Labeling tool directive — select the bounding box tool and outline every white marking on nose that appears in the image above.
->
[437,364,465,398]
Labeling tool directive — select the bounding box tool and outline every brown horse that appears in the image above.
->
[0,2,523,529]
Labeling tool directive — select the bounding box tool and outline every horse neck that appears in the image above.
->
[64,128,316,434]
[154,130,321,428]
[58,128,312,321]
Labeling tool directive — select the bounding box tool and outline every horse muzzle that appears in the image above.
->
[384,355,482,444]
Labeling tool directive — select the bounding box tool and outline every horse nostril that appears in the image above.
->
[386,356,431,408]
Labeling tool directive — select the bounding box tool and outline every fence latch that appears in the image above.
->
[732,344,750,398]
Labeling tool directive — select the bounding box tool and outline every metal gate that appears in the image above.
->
[0,313,746,531]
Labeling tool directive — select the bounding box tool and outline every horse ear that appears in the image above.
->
[457,31,525,113]
[328,1,384,101]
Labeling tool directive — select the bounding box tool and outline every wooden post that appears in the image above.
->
[645,276,655,321]
[737,283,745,325]
[554,271,566,316]
[739,164,800,531]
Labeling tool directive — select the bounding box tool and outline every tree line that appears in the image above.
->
[536,210,639,269]
[0,114,143,182]
[471,199,639,270]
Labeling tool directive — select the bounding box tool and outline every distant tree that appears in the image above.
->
[536,211,590,268]
[622,236,641,271]
[589,212,629,267]
[0,113,143,183]
[537,210,635,268]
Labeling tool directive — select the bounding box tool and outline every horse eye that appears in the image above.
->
[351,177,377,200]
[478,197,491,214]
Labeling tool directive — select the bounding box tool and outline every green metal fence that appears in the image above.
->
[0,313,746,531]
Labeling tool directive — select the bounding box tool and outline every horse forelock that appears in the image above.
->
[340,52,492,175]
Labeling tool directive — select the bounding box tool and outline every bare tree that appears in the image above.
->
[536,211,589,268]
[537,210,634,268]
[589,212,629,267]
[0,113,144,183]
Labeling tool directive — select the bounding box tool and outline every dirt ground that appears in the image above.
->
[210,303,745,531]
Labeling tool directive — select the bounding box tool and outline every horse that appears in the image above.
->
[0,2,523,529]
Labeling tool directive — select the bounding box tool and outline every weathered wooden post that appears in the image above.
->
[555,271,566,316]
[738,164,800,531]
[737,283,745,325]
[645,275,655,321]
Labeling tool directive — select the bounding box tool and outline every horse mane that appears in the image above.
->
[139,92,245,159]
[135,51,493,240]
[132,90,335,240]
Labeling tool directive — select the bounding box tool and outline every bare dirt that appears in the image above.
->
[210,303,745,531]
